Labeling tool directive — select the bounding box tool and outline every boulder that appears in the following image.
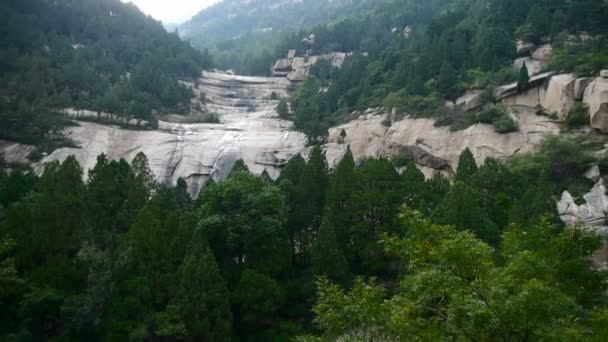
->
[574,78,592,101]
[455,91,483,112]
[584,165,601,183]
[583,77,608,132]
[531,44,553,61]
[539,73,576,119]
[516,40,536,55]
[601,70,608,78]
[557,180,608,270]
[287,49,296,59]
[513,57,544,76]
[273,58,293,72]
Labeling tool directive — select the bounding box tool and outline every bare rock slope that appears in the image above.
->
[37,72,307,197]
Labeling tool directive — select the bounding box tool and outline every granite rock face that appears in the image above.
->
[325,107,560,177]
[271,51,350,81]
[584,77,608,133]
[36,71,307,197]
[558,180,608,270]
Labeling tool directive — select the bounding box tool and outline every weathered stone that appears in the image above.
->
[516,40,536,55]
[0,140,36,165]
[495,71,553,100]
[455,91,483,112]
[585,165,601,183]
[574,78,592,101]
[583,77,608,133]
[531,44,553,61]
[36,71,307,198]
[558,180,608,271]
[287,49,296,59]
[326,106,560,173]
[513,57,544,76]
[539,73,577,119]
[601,70,608,78]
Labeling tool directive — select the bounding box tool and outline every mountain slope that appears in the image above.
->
[0,0,211,146]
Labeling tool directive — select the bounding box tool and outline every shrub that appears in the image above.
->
[565,102,590,129]
[493,115,519,133]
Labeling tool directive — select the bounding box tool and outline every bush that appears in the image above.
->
[493,115,519,133]
[383,90,443,119]
[474,104,519,133]
[548,38,608,76]
[565,103,590,129]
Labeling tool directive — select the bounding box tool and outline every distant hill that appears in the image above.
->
[180,0,379,42]
[0,0,211,146]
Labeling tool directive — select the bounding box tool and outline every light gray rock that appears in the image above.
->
[557,181,608,270]
[601,70,608,78]
[37,71,307,198]
[585,165,601,183]
[516,40,536,55]
[0,140,36,165]
[583,77,608,133]
[513,57,544,76]
[574,78,592,101]
[455,91,483,112]
[539,73,577,119]
[531,44,553,61]
[326,106,560,174]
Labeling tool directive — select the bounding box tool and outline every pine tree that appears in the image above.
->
[311,216,350,284]
[173,232,232,341]
[518,61,530,92]
[276,99,289,119]
[455,148,478,182]
[325,148,357,252]
[437,61,458,100]
[299,145,328,252]
[230,159,250,176]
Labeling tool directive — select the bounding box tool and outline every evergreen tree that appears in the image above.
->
[518,61,530,92]
[437,61,458,100]
[325,148,357,253]
[172,232,232,341]
[455,148,478,182]
[311,216,349,284]
[298,145,328,256]
[402,161,427,212]
[230,159,250,176]
[276,99,289,119]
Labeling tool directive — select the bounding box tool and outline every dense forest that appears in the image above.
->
[2,134,608,340]
[0,0,211,147]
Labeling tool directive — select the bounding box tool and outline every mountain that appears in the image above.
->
[0,0,211,147]
[180,0,379,42]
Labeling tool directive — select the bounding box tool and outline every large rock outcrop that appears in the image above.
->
[584,77,608,133]
[540,73,577,119]
[33,71,307,197]
[271,51,350,81]
[558,180,608,270]
[325,107,560,177]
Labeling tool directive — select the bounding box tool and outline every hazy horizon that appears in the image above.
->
[122,0,221,24]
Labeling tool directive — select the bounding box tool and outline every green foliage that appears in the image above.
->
[309,210,607,341]
[518,61,530,91]
[277,99,290,119]
[548,38,608,76]
[455,148,478,183]
[0,0,210,144]
[311,216,350,284]
[566,102,590,129]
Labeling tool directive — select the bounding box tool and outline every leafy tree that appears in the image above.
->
[325,148,357,254]
[198,172,289,279]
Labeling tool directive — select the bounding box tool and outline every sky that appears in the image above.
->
[122,0,221,24]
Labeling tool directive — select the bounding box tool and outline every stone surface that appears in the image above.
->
[584,77,608,133]
[539,73,577,119]
[574,78,592,101]
[601,70,608,78]
[36,71,307,198]
[325,107,560,176]
[585,165,601,183]
[557,181,608,270]
[494,71,553,100]
[531,44,553,61]
[516,40,536,55]
[0,140,35,165]
[513,57,545,76]
[455,91,483,112]
[271,51,350,81]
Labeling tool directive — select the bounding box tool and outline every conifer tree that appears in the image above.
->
[518,61,530,92]
[311,215,350,284]
[325,148,357,252]
[276,99,289,119]
[173,232,232,341]
[455,148,478,182]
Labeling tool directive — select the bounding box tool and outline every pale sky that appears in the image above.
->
[122,0,221,24]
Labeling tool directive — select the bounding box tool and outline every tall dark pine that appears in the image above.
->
[518,61,530,92]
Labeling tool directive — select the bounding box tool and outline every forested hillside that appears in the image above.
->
[180,0,381,74]
[3,136,608,340]
[0,0,211,146]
